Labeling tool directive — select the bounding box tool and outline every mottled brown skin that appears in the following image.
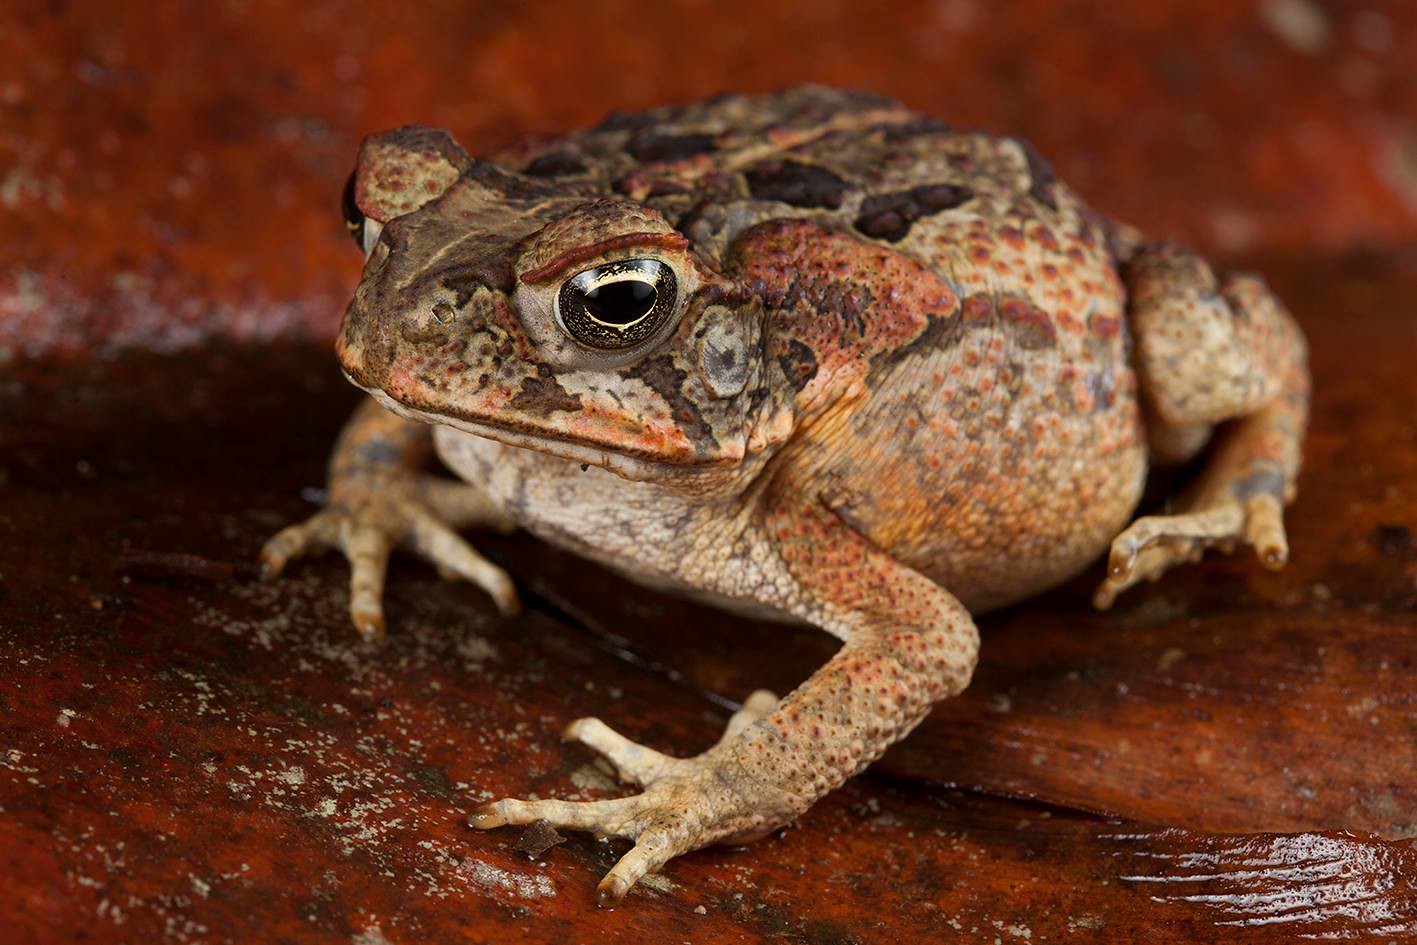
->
[259,86,1310,901]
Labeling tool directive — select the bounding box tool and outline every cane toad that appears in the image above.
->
[260,86,1309,901]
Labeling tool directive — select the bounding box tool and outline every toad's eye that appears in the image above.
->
[556,259,678,350]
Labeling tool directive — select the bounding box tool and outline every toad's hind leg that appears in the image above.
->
[1096,243,1309,608]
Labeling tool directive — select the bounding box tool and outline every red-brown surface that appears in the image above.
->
[2,3,1415,943]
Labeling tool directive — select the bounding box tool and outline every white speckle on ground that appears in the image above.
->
[276,765,307,786]
[2,749,37,773]
[1068,913,1103,932]
[0,166,65,211]
[56,708,77,727]
[637,872,677,894]
[569,761,618,794]
[456,634,497,668]
[96,897,127,925]
[351,924,395,945]
[460,859,556,899]
[1346,695,1381,719]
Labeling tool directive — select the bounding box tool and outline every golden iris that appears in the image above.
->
[556,259,677,349]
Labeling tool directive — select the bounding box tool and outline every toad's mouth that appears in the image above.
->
[358,382,682,483]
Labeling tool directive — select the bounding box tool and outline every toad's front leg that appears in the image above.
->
[472,492,979,901]
[259,398,519,638]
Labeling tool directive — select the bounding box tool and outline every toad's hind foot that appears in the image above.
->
[1109,242,1307,610]
[471,690,780,903]
[1094,493,1287,609]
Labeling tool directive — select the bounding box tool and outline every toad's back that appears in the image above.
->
[490,85,1148,610]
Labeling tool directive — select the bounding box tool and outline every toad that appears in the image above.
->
[260,86,1308,901]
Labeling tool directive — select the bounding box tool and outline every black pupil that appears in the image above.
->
[581,280,656,324]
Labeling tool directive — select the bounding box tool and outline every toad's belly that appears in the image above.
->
[894,447,1146,612]
[804,442,1147,614]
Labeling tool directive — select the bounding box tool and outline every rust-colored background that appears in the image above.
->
[2,2,1415,943]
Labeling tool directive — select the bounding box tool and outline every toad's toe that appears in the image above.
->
[1094,495,1291,608]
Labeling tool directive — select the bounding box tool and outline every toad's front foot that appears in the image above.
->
[471,690,782,903]
[1094,492,1288,609]
[259,473,519,639]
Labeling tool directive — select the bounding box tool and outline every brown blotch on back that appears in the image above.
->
[1089,312,1123,339]
[464,160,560,201]
[1000,296,1058,349]
[744,160,849,210]
[522,150,588,177]
[625,131,718,164]
[611,174,693,199]
[591,108,659,133]
[873,307,963,372]
[855,184,974,242]
[878,117,954,142]
[961,293,994,323]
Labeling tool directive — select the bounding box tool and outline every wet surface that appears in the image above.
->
[1,253,1414,943]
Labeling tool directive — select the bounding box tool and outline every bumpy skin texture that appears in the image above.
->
[259,86,1310,901]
